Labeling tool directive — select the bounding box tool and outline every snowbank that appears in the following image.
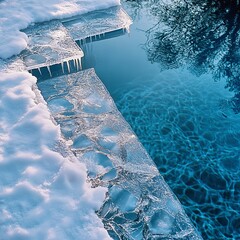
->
[0,0,120,59]
[0,72,110,239]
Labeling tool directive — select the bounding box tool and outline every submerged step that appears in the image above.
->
[37,69,202,240]
[20,21,83,80]
[62,6,132,44]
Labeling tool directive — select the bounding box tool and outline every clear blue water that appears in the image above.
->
[79,1,240,239]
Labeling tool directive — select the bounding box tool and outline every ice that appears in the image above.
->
[20,20,84,79]
[72,134,93,149]
[149,210,175,235]
[82,151,114,178]
[37,69,202,239]
[62,6,132,43]
[48,97,74,114]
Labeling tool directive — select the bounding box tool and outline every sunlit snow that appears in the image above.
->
[0,0,120,59]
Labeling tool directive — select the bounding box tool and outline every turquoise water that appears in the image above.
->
[79,2,240,239]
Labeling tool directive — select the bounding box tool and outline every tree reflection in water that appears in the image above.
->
[143,0,240,113]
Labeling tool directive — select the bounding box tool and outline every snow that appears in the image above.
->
[0,0,121,239]
[0,72,111,239]
[0,0,120,59]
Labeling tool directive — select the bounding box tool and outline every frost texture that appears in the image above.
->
[20,21,83,71]
[38,69,202,240]
[63,6,132,42]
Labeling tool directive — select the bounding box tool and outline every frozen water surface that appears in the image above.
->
[38,69,202,239]
[62,6,132,43]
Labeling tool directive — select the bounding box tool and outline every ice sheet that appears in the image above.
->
[38,69,202,239]
[62,6,132,43]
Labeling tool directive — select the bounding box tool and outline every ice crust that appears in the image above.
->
[62,6,132,42]
[38,69,202,239]
[20,20,83,74]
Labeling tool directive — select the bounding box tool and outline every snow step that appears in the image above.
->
[37,69,202,240]
[20,21,84,80]
[62,6,132,44]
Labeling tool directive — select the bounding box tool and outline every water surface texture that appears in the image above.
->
[80,1,240,239]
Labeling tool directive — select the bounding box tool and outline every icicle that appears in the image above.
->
[79,58,82,70]
[73,58,76,69]
[38,67,42,75]
[76,58,80,71]
[61,62,65,74]
[47,65,52,77]
[125,25,130,36]
[66,60,70,73]
[74,59,77,71]
[77,58,81,71]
